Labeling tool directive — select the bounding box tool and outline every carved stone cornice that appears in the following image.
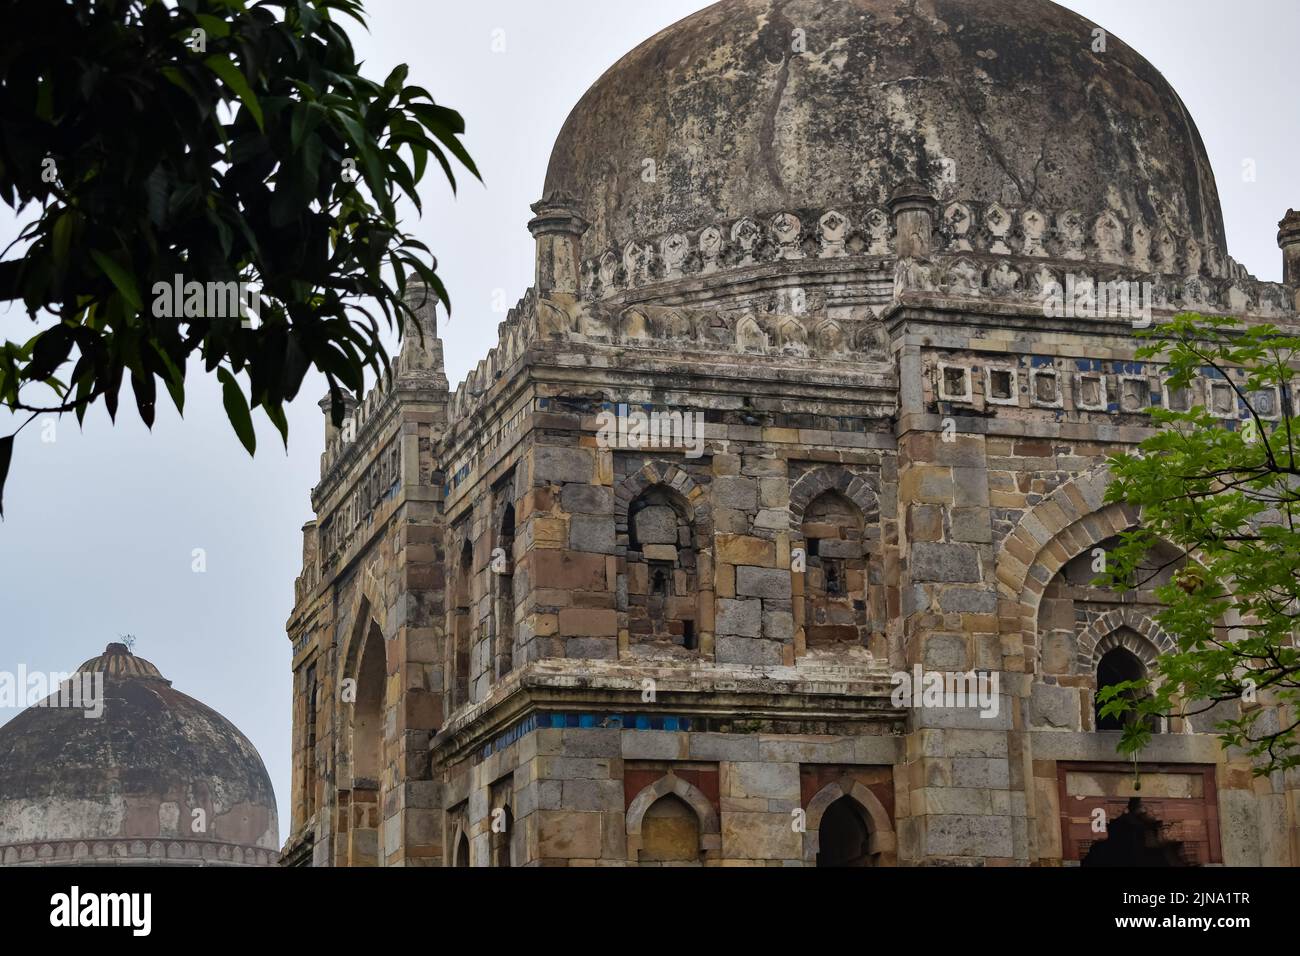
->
[430,658,905,766]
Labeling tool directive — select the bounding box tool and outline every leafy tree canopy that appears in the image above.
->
[1101,312,1300,774]
[0,0,478,514]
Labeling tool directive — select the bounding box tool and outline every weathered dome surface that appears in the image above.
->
[544,0,1226,260]
[0,644,278,865]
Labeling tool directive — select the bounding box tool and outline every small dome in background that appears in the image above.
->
[0,643,278,866]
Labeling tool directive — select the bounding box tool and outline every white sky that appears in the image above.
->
[0,0,1296,845]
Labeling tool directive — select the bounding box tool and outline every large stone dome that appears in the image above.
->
[0,643,278,865]
[544,0,1227,265]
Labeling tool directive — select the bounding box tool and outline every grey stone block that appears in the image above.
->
[924,814,1013,858]
[762,609,795,642]
[715,635,783,665]
[923,633,968,670]
[566,637,618,660]
[620,730,688,760]
[729,761,800,800]
[570,514,616,553]
[717,598,761,637]
[950,757,1011,789]
[911,542,982,583]
[1029,683,1081,730]
[560,778,624,812]
[533,445,594,484]
[560,728,622,757]
[713,476,758,510]
[816,538,861,559]
[950,507,993,543]
[938,588,998,614]
[736,566,791,600]
[688,733,761,761]
[753,508,789,530]
[561,484,613,515]
[633,505,678,545]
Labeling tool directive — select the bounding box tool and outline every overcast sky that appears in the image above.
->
[1,0,1296,846]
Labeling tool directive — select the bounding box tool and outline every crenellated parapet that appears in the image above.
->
[316,356,402,482]
[316,283,449,486]
[446,289,536,430]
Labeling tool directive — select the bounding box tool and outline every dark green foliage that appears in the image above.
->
[0,0,478,509]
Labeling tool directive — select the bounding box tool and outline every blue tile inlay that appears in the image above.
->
[477,712,695,760]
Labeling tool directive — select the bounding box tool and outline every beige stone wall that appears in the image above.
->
[280,195,1300,867]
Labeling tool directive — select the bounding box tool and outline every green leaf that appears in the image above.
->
[263,401,289,451]
[160,66,197,98]
[89,250,142,312]
[217,367,256,455]
[203,54,264,130]
[151,341,186,416]
[51,210,75,272]
[131,370,157,429]
[194,14,232,39]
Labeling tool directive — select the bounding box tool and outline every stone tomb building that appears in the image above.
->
[282,0,1300,866]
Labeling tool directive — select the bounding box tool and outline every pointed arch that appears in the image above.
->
[799,488,869,648]
[338,564,387,682]
[777,316,808,354]
[452,826,471,867]
[812,319,846,355]
[803,779,896,865]
[615,460,711,537]
[616,461,713,656]
[996,467,1140,648]
[1076,607,1175,673]
[625,773,720,864]
[789,466,880,526]
[735,314,767,353]
[621,307,651,343]
[999,465,1243,693]
[340,606,387,867]
[790,467,882,656]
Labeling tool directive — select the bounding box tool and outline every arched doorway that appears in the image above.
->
[803,778,896,866]
[348,619,385,866]
[816,796,874,867]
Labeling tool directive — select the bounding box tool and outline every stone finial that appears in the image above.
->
[397,280,446,383]
[318,390,358,444]
[528,195,590,295]
[1278,209,1300,286]
[887,179,938,259]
